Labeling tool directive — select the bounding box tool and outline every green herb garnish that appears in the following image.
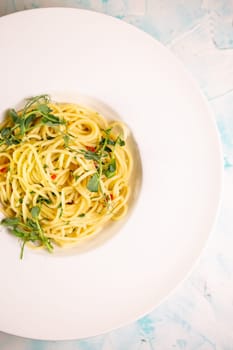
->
[103,158,116,178]
[36,195,52,205]
[87,173,99,192]
[1,206,53,259]
[0,95,65,147]
[82,128,125,192]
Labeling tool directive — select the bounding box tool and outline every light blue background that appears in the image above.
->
[1,1,233,349]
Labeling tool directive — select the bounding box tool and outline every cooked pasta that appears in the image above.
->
[0,95,132,258]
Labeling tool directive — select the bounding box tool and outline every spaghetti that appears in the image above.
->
[0,95,132,258]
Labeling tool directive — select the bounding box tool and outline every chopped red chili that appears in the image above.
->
[0,167,7,173]
[51,174,57,180]
[86,146,96,152]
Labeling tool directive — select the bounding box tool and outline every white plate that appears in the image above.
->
[0,8,223,340]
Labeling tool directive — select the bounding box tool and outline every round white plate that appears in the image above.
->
[0,8,223,340]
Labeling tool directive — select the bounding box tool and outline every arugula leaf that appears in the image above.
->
[37,104,52,114]
[8,109,20,123]
[104,158,116,178]
[36,195,52,205]
[26,218,38,230]
[118,138,125,146]
[99,137,115,147]
[0,125,21,146]
[107,139,115,146]
[12,227,29,237]
[1,217,19,226]
[104,128,112,135]
[87,173,99,192]
[19,118,25,136]
[41,114,64,126]
[115,135,125,146]
[1,127,11,138]
[5,137,20,146]
[82,150,100,162]
[24,113,37,129]
[104,146,112,153]
[31,206,40,219]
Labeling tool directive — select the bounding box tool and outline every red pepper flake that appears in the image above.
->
[51,174,57,180]
[110,194,114,200]
[0,167,7,173]
[86,146,96,152]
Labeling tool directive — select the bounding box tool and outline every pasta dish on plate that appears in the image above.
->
[0,95,132,258]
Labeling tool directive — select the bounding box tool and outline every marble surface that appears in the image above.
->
[0,0,233,349]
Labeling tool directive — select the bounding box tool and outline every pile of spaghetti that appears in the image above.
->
[0,95,132,258]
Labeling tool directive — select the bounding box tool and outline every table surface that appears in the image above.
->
[1,1,233,349]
